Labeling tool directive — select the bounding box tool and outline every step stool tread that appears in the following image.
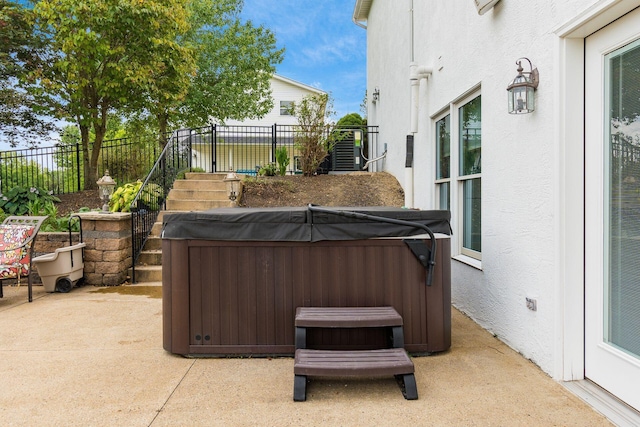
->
[294,348,414,377]
[295,306,403,328]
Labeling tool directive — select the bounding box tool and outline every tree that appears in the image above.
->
[0,0,56,146]
[293,93,337,177]
[141,0,284,145]
[32,0,193,189]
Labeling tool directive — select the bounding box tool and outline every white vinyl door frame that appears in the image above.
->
[554,0,640,383]
[584,7,640,411]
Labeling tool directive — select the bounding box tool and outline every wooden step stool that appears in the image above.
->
[293,306,417,401]
[294,306,405,349]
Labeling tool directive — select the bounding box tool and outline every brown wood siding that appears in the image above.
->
[163,237,451,356]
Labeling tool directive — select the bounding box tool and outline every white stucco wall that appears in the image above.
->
[362,0,601,377]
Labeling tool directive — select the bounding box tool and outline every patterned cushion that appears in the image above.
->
[0,224,35,279]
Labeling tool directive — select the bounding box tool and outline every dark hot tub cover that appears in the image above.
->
[162,206,451,242]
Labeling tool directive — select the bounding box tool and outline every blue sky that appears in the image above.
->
[241,0,366,121]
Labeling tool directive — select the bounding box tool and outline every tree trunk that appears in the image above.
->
[157,111,169,148]
[80,124,96,190]
[89,108,108,189]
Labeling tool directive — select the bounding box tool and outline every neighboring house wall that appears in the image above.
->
[357,0,639,392]
[196,75,326,173]
[216,74,326,127]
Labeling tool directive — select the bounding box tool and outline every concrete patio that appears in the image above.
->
[0,282,617,426]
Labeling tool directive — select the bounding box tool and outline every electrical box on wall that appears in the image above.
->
[474,0,500,15]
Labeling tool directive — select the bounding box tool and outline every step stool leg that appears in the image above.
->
[295,326,306,349]
[391,326,404,348]
[396,373,418,400]
[293,375,307,401]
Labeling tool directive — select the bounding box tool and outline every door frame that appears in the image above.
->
[554,0,640,382]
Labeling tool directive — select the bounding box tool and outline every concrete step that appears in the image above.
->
[167,188,227,201]
[134,172,234,284]
[172,179,227,191]
[130,265,162,283]
[165,199,230,211]
[143,236,162,251]
[184,172,226,181]
[150,221,163,237]
[137,250,162,266]
[155,210,184,223]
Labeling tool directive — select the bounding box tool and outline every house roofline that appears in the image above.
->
[273,74,326,95]
[353,0,372,28]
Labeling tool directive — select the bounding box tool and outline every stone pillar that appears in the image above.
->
[77,212,132,286]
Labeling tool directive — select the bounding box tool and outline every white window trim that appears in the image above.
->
[434,90,482,266]
[280,101,293,116]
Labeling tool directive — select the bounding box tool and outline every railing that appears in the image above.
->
[0,125,378,193]
[129,129,192,283]
[1,124,379,283]
[0,143,83,194]
[182,124,378,175]
[0,134,161,195]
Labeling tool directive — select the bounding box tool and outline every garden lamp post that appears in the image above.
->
[223,170,241,204]
[97,170,116,213]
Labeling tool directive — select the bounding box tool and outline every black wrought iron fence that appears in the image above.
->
[184,124,378,175]
[0,133,162,195]
[0,124,378,194]
[129,129,192,282]
[1,124,379,283]
[0,143,83,194]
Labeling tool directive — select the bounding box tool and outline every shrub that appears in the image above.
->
[258,163,277,176]
[275,146,290,176]
[109,181,143,212]
[109,181,164,212]
[0,186,61,216]
[291,93,338,176]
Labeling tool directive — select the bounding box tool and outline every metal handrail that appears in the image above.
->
[129,132,190,282]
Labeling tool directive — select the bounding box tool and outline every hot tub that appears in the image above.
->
[162,206,451,357]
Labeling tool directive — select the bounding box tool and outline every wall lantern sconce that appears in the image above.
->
[372,87,380,103]
[507,58,539,114]
[96,170,116,213]
[223,169,241,203]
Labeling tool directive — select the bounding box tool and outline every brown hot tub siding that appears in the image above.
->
[163,237,451,357]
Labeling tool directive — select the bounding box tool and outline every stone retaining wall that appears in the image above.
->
[33,212,132,287]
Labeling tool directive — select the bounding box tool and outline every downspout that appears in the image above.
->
[407,62,432,208]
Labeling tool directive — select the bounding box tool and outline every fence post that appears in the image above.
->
[211,124,216,173]
[75,142,82,192]
[272,124,277,163]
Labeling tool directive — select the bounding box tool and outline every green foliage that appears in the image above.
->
[0,0,57,146]
[109,181,143,213]
[336,113,365,128]
[292,93,337,176]
[26,199,83,232]
[175,0,284,128]
[258,163,277,177]
[32,0,193,188]
[0,153,53,193]
[275,146,290,176]
[140,183,165,209]
[0,185,61,216]
[109,181,165,212]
